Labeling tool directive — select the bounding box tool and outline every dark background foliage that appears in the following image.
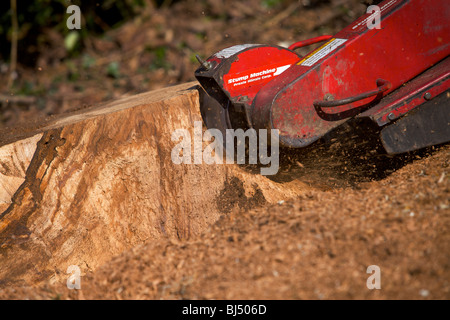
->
[0,0,366,128]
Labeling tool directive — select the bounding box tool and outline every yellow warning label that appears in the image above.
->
[297,38,347,67]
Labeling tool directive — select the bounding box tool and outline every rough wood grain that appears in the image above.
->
[0,82,308,287]
[0,133,42,213]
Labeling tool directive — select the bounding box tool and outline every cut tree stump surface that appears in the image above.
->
[0,82,308,287]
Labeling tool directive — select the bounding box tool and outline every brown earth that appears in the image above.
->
[0,84,449,300]
[0,0,449,300]
[1,147,449,300]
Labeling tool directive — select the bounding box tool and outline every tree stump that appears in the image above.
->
[0,82,307,287]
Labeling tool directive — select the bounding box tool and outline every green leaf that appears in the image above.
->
[107,61,120,78]
[82,54,96,69]
[64,31,80,52]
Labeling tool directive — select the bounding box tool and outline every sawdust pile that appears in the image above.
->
[1,144,448,300]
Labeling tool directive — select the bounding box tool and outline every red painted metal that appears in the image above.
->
[222,46,299,103]
[314,78,391,108]
[358,56,450,126]
[195,0,450,152]
[195,45,300,112]
[288,35,333,51]
[250,0,450,147]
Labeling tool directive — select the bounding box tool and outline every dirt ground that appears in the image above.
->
[1,143,449,300]
[0,0,449,300]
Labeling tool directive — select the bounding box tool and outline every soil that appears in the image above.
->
[1,144,449,300]
[0,0,449,300]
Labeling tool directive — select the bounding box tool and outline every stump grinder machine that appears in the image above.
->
[195,0,449,155]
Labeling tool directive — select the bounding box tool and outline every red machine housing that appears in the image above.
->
[195,0,450,154]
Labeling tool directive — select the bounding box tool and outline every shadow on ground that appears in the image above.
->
[228,118,442,189]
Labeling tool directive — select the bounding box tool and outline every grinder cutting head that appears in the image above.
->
[195,44,300,135]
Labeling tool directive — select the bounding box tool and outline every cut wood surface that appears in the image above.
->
[0,82,308,287]
[0,133,42,213]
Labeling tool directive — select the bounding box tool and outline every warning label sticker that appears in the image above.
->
[299,38,347,67]
[214,44,260,59]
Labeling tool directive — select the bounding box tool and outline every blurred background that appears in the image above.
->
[0,0,366,129]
